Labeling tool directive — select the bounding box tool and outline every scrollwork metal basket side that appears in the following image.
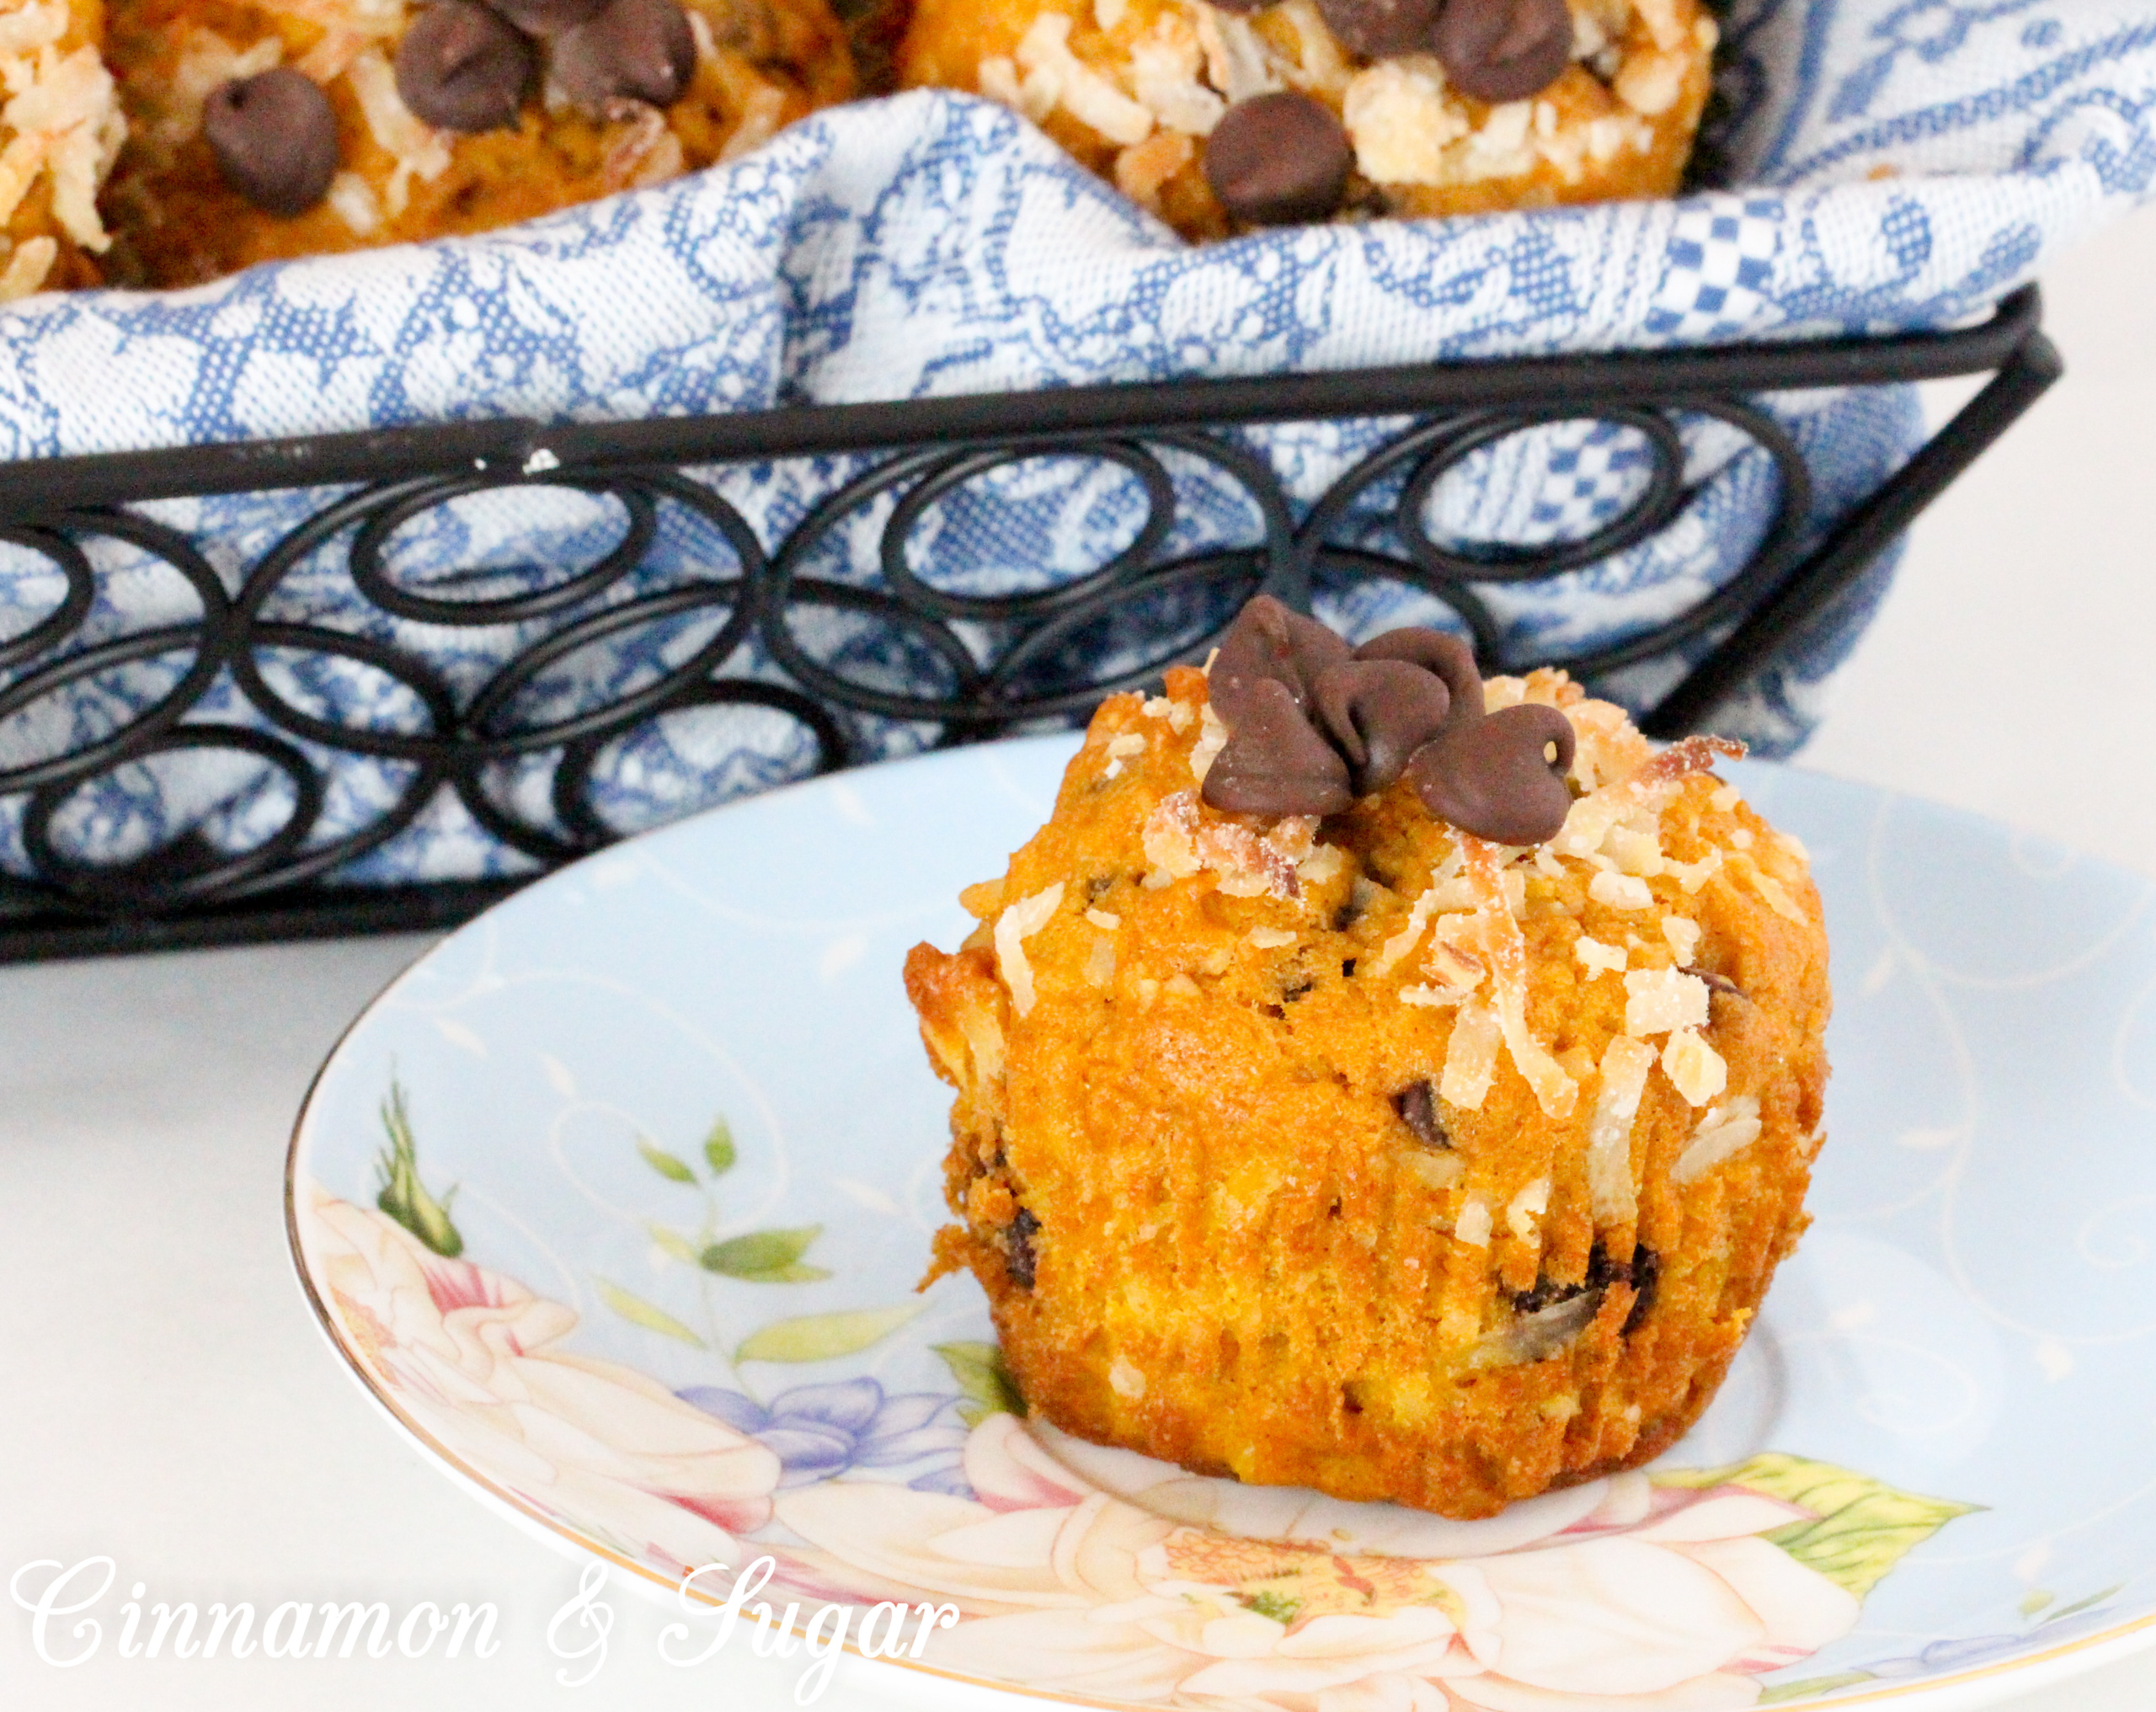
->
[0,285,2060,962]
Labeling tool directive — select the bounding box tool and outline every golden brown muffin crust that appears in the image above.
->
[910,663,1828,1517]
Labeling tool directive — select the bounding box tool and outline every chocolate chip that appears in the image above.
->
[1316,0,1444,58]
[552,0,697,112]
[1622,1245,1658,1335]
[1203,92,1353,227]
[1406,701,1576,845]
[203,70,340,218]
[1393,1080,1449,1149]
[1280,973,1315,1003]
[1311,658,1453,796]
[1433,0,1575,104]
[1208,595,1351,728]
[1005,1208,1039,1288]
[486,0,607,32]
[1352,627,1483,717]
[397,1,537,132]
[1686,966,1746,1001]
[1341,957,1357,977]
[1203,676,1355,817]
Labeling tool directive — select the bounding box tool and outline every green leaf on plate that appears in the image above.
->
[1656,1453,1979,1600]
[933,1341,1024,1421]
[704,1119,737,1176]
[1758,1672,1875,1704]
[738,1304,919,1363]
[702,1226,822,1280]
[638,1139,697,1185]
[2019,1589,2056,1618]
[595,1277,704,1347]
[2042,1584,2123,1625]
[375,1080,463,1258]
[648,1225,702,1266]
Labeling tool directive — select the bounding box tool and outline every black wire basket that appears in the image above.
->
[0,283,2058,962]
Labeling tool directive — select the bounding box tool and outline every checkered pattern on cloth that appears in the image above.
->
[1,0,2151,878]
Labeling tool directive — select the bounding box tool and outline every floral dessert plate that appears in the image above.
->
[287,734,2156,1712]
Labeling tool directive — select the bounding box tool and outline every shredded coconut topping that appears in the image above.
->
[1586,1035,1657,1223]
[1016,14,1154,145]
[1623,967,1710,1036]
[345,46,450,217]
[1454,1192,1493,1248]
[1465,837,1577,1118]
[1673,1094,1764,1183]
[1661,1026,1727,1106]
[995,883,1065,1017]
[0,36,124,253]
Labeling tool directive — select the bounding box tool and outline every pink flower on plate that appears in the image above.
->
[302,1184,782,1571]
[774,1413,1860,1710]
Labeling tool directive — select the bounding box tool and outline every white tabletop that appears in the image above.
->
[6,211,2156,1711]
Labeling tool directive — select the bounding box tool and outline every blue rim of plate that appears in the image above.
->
[285,733,2156,1712]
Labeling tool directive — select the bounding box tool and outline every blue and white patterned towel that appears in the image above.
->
[1,0,2151,883]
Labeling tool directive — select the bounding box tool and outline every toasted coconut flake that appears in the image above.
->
[1662,915,1701,963]
[1190,700,1230,782]
[1589,870,1655,911]
[1576,936,1627,977]
[1401,983,1467,1007]
[1130,19,1225,134]
[1407,1151,1465,1191]
[1109,1355,1147,1398]
[1623,967,1710,1036]
[1426,937,1486,993]
[1505,1176,1550,1240]
[1086,908,1121,930]
[1085,933,1117,989]
[1465,838,1577,1118]
[1193,3,1279,103]
[1103,729,1148,779]
[1608,826,1664,877]
[1197,819,1299,899]
[1342,56,1467,185]
[1249,926,1298,949]
[345,47,450,216]
[1614,47,1685,115]
[1661,1026,1727,1106]
[1096,0,1128,28]
[1440,1001,1501,1110]
[1673,1094,1764,1183]
[995,883,1065,1017]
[1586,1035,1657,1223]
[1115,126,1198,205]
[1274,0,1353,95]
[1297,843,1347,884]
[0,232,51,297]
[1454,1193,1493,1247]
[1735,854,1811,924]
[1371,848,1461,974]
[1164,971,1202,997]
[1665,846,1723,893]
[1017,14,1154,145]
[326,169,382,234]
[1141,791,1203,879]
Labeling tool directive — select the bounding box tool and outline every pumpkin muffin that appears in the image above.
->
[98,0,854,288]
[907,598,1827,1518]
[896,0,1715,238]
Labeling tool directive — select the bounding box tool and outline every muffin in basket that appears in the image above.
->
[896,0,1716,237]
[99,0,855,287]
[906,596,1827,1518]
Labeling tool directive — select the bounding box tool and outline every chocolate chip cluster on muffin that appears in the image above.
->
[96,0,853,286]
[906,596,1827,1518]
[896,0,1715,237]
[0,0,127,300]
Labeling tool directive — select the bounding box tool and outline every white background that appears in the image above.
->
[3,208,2154,1709]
